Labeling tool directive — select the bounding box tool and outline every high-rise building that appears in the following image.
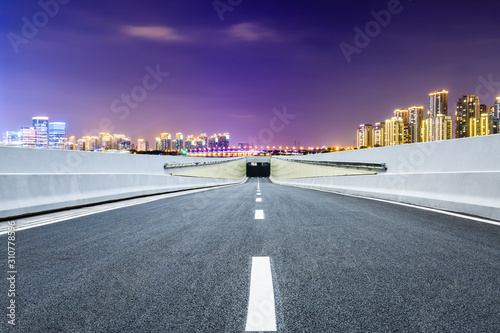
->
[494,97,500,118]
[174,133,184,151]
[479,113,491,136]
[184,135,196,151]
[480,104,492,115]
[32,116,49,148]
[48,122,66,149]
[393,109,409,124]
[3,131,20,145]
[422,114,452,142]
[196,137,207,150]
[137,139,146,151]
[198,133,208,147]
[65,136,76,150]
[207,134,219,150]
[218,133,230,149]
[20,127,36,147]
[77,136,94,151]
[98,132,113,150]
[490,117,499,135]
[112,134,130,150]
[384,117,404,146]
[429,90,448,117]
[373,122,385,147]
[488,98,500,135]
[160,133,172,151]
[356,124,373,148]
[408,106,424,143]
[479,104,498,135]
[393,109,413,144]
[455,95,480,138]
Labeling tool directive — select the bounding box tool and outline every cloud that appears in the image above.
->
[227,22,278,42]
[122,26,188,42]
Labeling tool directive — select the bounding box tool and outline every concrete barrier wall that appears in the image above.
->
[171,158,246,179]
[270,135,500,221]
[0,147,246,219]
[271,158,375,179]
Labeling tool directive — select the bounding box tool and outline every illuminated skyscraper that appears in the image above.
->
[393,109,409,123]
[218,133,230,149]
[408,106,424,143]
[99,132,113,150]
[384,117,404,146]
[208,134,218,150]
[113,134,130,150]
[184,135,196,150]
[196,135,207,150]
[479,113,491,136]
[3,131,20,145]
[494,97,500,118]
[356,124,373,148]
[393,109,411,144]
[48,122,66,149]
[479,104,492,115]
[32,116,49,148]
[490,117,499,135]
[160,133,172,151]
[198,133,208,147]
[137,139,146,151]
[373,122,385,147]
[20,127,36,147]
[174,133,184,151]
[455,95,479,138]
[65,136,76,150]
[429,90,448,117]
[423,114,452,142]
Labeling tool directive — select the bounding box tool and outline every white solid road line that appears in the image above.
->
[256,198,262,202]
[0,184,241,235]
[255,210,264,219]
[245,257,277,332]
[301,186,500,227]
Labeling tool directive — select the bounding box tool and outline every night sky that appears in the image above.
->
[1,0,499,147]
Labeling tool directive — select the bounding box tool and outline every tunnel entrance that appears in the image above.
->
[246,162,270,177]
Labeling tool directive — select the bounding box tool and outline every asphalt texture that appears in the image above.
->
[1,177,499,332]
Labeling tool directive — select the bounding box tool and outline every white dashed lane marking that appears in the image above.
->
[245,257,277,331]
[255,210,264,219]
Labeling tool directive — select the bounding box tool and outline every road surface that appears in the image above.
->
[1,178,499,332]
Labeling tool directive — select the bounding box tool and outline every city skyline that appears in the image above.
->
[2,1,500,147]
[356,89,500,148]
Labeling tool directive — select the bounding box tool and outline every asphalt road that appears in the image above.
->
[1,177,499,332]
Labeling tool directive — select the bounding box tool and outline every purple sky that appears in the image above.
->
[1,0,500,147]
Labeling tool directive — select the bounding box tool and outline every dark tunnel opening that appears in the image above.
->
[246,162,270,177]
